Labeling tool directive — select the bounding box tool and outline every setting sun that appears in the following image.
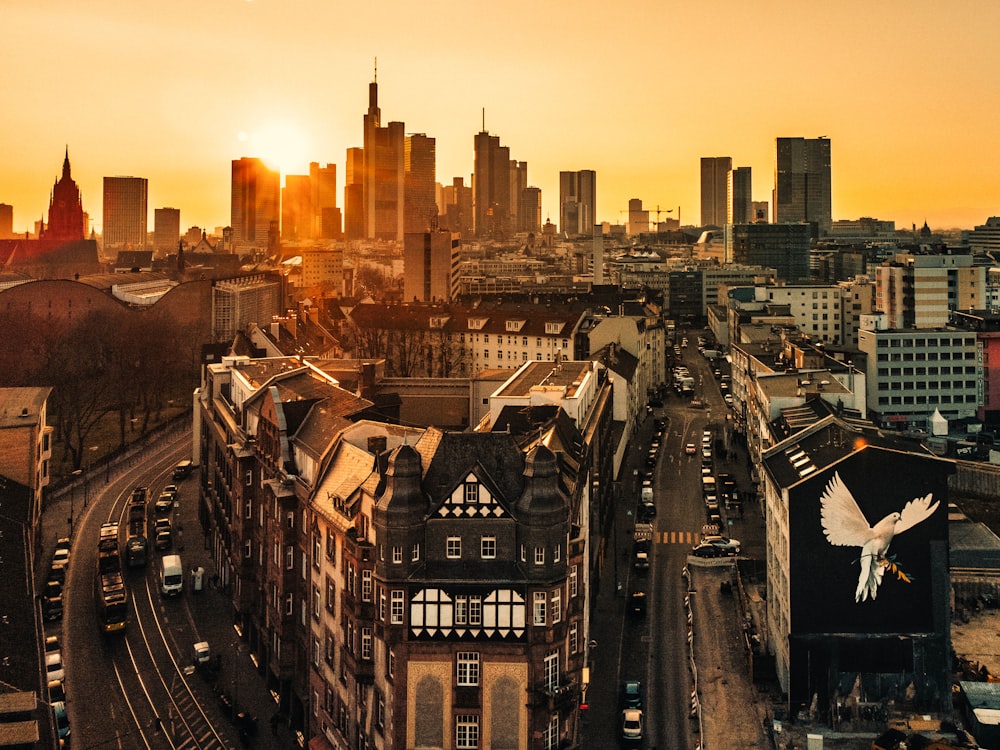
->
[236,121,313,176]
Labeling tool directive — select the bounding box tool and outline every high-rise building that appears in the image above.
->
[732,167,752,225]
[403,229,461,302]
[41,148,86,242]
[731,223,811,282]
[627,198,649,236]
[281,174,312,241]
[363,75,405,241]
[473,130,512,238]
[102,176,148,250]
[439,177,473,237]
[404,133,437,234]
[344,148,365,241]
[310,163,339,239]
[518,186,542,234]
[700,157,732,227]
[559,170,597,237]
[231,157,280,252]
[773,137,831,236]
[153,207,180,254]
[0,204,13,239]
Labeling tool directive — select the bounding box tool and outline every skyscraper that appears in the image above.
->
[559,170,597,237]
[42,148,86,241]
[363,74,405,241]
[310,162,339,239]
[344,148,365,241]
[473,129,511,238]
[281,174,311,241]
[404,133,437,234]
[773,136,831,235]
[231,157,280,252]
[439,177,473,237]
[700,157,732,227]
[103,176,148,250]
[0,204,13,239]
[732,167,752,225]
[518,186,542,234]
[153,207,180,254]
[403,228,461,302]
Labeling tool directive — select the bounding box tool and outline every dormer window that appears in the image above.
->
[505,319,525,332]
[464,482,479,504]
[545,322,562,335]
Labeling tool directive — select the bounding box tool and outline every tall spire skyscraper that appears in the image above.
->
[362,63,405,241]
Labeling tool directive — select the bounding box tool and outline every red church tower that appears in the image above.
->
[41,148,86,241]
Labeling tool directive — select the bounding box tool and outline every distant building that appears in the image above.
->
[700,156,732,227]
[518,186,542,234]
[231,157,280,253]
[875,252,986,329]
[968,217,1000,255]
[344,148,365,241]
[311,162,339,239]
[439,177,473,238]
[403,230,461,302]
[41,148,86,241]
[0,203,13,238]
[559,170,597,237]
[282,173,312,241]
[404,134,437,235]
[627,198,649,236]
[211,273,284,342]
[752,200,769,224]
[363,76,405,241]
[732,166,752,225]
[773,137,831,236]
[103,176,148,250]
[153,207,180,255]
[731,223,811,282]
[300,247,344,292]
[474,130,513,239]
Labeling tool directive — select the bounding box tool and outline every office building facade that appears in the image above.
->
[153,207,180,254]
[473,131,512,239]
[363,77,405,241]
[404,134,437,235]
[231,157,280,252]
[731,223,811,282]
[559,170,596,237]
[403,229,461,302]
[700,157,732,227]
[732,166,752,225]
[773,137,831,236]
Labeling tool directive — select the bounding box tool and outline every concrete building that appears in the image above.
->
[838,275,877,348]
[858,317,981,430]
[732,166,752,225]
[875,252,986,329]
[968,217,1000,255]
[773,136,831,236]
[731,222,811,282]
[102,176,148,250]
[0,386,53,552]
[404,134,436,235]
[153,207,180,255]
[231,157,280,253]
[300,247,344,292]
[700,156,732,227]
[344,148,365,241]
[439,177,473,238]
[559,170,597,237]
[473,130,512,239]
[947,310,1000,425]
[403,229,461,302]
[211,273,284,342]
[518,186,542,235]
[0,203,14,238]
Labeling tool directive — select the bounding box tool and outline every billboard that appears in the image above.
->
[789,448,951,635]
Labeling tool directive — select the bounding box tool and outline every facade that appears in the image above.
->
[875,252,986,329]
[838,275,876,348]
[0,203,13,238]
[102,176,148,250]
[231,157,280,252]
[857,320,981,430]
[439,177,474,238]
[300,247,345,292]
[559,170,597,237]
[754,283,845,345]
[473,131,512,239]
[211,273,284,342]
[0,386,53,552]
[282,174,312,241]
[700,156,732,227]
[732,166,752,225]
[731,222,811,282]
[762,427,953,718]
[626,199,649,236]
[518,187,542,235]
[41,149,86,241]
[154,207,181,255]
[344,148,365,241]
[363,77,406,241]
[403,230,461,303]
[968,217,1000,255]
[773,137,832,236]
[312,162,340,239]
[404,134,437,235]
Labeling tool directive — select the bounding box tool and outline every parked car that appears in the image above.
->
[48,679,66,704]
[48,562,66,585]
[154,494,174,515]
[43,580,64,621]
[52,539,70,568]
[44,635,60,653]
[621,708,644,742]
[691,542,729,558]
[703,535,741,554]
[45,651,65,682]
[52,701,71,741]
[620,680,643,710]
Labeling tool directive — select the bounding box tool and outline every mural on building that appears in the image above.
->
[820,471,939,603]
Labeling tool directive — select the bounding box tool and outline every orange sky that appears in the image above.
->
[4,0,999,235]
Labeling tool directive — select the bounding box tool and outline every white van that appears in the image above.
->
[160,554,183,597]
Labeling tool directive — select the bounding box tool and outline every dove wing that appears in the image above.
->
[893,492,939,535]
[820,472,872,547]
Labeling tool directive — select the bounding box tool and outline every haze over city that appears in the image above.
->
[5,0,999,234]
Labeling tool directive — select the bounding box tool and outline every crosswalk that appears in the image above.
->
[649,530,702,545]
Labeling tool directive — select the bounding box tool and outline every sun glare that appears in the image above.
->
[236,122,312,175]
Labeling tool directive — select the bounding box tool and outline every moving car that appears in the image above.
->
[620,680,643,710]
[703,535,741,554]
[154,494,174,515]
[621,708,644,742]
[691,542,729,558]
[628,590,647,617]
[172,460,193,479]
[685,443,697,455]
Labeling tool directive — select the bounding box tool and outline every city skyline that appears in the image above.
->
[4,0,1000,235]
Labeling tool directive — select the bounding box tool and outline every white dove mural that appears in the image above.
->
[819,471,939,603]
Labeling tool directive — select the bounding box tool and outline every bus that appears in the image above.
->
[96,523,127,633]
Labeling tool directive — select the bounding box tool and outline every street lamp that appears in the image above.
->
[70,469,82,534]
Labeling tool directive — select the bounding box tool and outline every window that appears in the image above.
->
[456,715,480,749]
[534,546,545,565]
[469,595,482,625]
[327,534,336,564]
[543,716,559,750]
[481,536,496,559]
[533,592,546,625]
[455,595,468,625]
[326,578,336,612]
[361,628,372,660]
[312,585,321,619]
[553,544,561,563]
[569,622,579,654]
[378,588,386,621]
[312,636,321,667]
[392,545,403,564]
[375,690,385,732]
[411,543,420,562]
[285,592,294,616]
[457,652,480,686]
[388,649,395,679]
[543,651,559,690]
[347,563,356,597]
[569,565,578,598]
[285,545,295,570]
[551,589,562,623]
[362,570,373,602]
[245,499,253,519]
[390,591,404,624]
[447,537,462,559]
[520,544,526,562]
[464,482,479,504]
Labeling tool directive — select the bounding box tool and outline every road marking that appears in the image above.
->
[657,531,700,544]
